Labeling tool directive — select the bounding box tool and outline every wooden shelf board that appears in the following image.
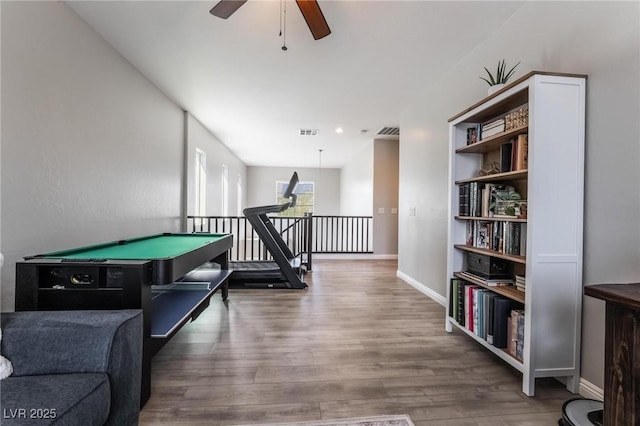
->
[446,316,524,372]
[454,244,526,264]
[456,215,527,223]
[454,272,525,304]
[455,170,528,184]
[456,125,529,154]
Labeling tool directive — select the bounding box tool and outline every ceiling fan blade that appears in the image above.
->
[295,0,331,40]
[210,0,247,19]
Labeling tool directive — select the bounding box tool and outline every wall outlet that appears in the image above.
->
[378,207,385,214]
[391,208,398,214]
[409,207,416,216]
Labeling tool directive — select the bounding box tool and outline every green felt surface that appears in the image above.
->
[44,234,226,260]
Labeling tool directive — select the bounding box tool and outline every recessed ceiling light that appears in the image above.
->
[335,127,344,134]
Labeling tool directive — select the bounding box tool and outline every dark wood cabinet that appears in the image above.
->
[585,283,640,426]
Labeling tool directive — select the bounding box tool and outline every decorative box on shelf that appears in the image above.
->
[467,252,513,279]
[505,104,529,131]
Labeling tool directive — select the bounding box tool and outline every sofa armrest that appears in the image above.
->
[2,310,142,425]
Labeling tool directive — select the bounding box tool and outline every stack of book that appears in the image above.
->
[449,278,525,352]
[464,220,526,256]
[514,275,526,292]
[458,270,513,287]
[481,118,505,139]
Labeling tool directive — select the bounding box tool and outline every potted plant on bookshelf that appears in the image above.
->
[489,186,525,217]
[480,59,520,95]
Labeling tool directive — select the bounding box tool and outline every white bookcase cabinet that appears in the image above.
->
[445,72,587,396]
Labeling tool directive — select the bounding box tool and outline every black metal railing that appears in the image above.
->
[311,215,373,254]
[187,215,310,264]
[186,214,373,271]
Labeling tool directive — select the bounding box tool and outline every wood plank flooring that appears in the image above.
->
[140,259,573,425]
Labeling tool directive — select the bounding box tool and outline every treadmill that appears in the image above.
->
[229,172,308,289]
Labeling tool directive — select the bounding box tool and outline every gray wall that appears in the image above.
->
[0,1,246,311]
[398,1,640,391]
[185,114,247,218]
[372,139,399,255]
[246,166,340,215]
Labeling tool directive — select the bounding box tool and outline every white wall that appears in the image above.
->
[246,166,340,215]
[340,143,373,216]
[0,1,185,310]
[185,114,247,218]
[398,1,640,391]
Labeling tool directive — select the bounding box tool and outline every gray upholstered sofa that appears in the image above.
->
[0,309,142,425]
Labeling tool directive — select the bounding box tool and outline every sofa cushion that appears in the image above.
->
[0,373,110,425]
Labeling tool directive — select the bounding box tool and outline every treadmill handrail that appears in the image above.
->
[243,202,291,216]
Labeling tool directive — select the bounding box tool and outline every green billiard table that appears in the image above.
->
[15,232,233,406]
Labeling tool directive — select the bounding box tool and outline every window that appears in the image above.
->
[195,149,206,217]
[276,180,314,217]
[237,174,242,216]
[221,165,229,216]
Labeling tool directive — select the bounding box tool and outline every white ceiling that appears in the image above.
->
[66,1,524,168]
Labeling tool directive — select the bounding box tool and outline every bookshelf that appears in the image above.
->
[445,72,586,396]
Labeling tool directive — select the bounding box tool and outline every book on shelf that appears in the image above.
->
[481,184,492,218]
[514,275,526,292]
[458,270,514,287]
[481,119,505,139]
[449,278,457,320]
[500,142,513,172]
[507,309,521,358]
[485,292,500,345]
[515,309,525,361]
[468,182,484,217]
[477,288,491,339]
[465,221,474,246]
[493,297,522,348]
[482,118,505,130]
[480,126,504,139]
[465,284,479,332]
[458,183,470,216]
[474,221,490,249]
[515,134,528,170]
[457,279,466,326]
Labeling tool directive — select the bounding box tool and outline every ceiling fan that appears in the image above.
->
[210,0,331,40]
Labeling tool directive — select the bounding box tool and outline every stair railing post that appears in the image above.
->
[305,212,313,271]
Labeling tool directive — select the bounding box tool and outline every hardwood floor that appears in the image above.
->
[140,259,572,425]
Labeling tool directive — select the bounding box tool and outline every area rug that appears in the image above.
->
[242,414,415,426]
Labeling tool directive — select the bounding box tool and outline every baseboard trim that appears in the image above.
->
[313,254,398,260]
[396,270,447,307]
[579,377,604,401]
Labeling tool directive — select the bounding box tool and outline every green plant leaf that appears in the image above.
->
[496,59,505,82]
[483,67,496,85]
[503,61,521,83]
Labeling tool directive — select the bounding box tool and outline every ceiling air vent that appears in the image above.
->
[377,126,400,136]
[299,129,319,136]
